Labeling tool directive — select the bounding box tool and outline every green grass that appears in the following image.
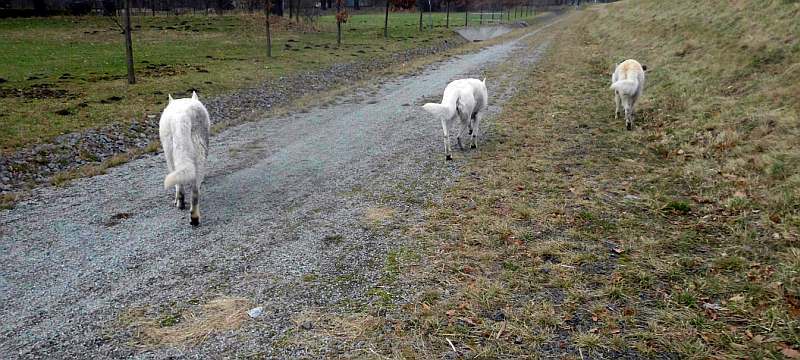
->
[0,11,472,152]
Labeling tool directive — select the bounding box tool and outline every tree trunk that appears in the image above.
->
[336,1,342,46]
[418,7,422,31]
[354,0,359,10]
[295,0,300,22]
[384,0,389,38]
[445,0,449,28]
[265,1,272,57]
[464,0,468,26]
[124,0,136,84]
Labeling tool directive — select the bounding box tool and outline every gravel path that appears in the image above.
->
[0,16,561,359]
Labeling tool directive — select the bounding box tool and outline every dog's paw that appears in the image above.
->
[190,217,200,226]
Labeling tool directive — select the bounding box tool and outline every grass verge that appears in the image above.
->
[275,1,800,357]
[0,11,468,152]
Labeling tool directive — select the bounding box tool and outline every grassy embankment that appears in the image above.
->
[278,1,800,358]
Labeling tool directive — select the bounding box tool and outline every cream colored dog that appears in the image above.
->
[160,92,210,226]
[610,59,646,130]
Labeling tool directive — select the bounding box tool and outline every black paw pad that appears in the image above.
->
[190,217,200,226]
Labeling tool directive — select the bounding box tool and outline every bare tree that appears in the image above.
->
[264,0,272,58]
[465,0,469,26]
[445,0,450,28]
[383,0,390,38]
[108,0,136,84]
[335,0,348,46]
[124,0,134,84]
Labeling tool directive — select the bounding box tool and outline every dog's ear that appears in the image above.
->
[642,64,649,72]
[192,91,198,100]
[168,94,173,103]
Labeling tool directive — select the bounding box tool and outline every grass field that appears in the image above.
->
[0,10,496,152]
[272,1,800,358]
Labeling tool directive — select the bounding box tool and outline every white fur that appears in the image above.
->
[422,78,488,160]
[610,59,645,130]
[159,91,210,226]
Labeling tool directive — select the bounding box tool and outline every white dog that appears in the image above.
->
[610,59,646,130]
[159,92,210,226]
[422,78,488,160]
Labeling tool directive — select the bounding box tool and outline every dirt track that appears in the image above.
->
[0,16,561,359]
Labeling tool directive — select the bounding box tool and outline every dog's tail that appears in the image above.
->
[164,163,196,189]
[422,103,453,120]
[610,79,639,96]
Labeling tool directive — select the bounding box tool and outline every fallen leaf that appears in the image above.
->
[782,347,800,359]
[702,302,726,311]
[459,317,477,326]
[612,247,624,254]
[783,289,800,317]
[729,294,745,302]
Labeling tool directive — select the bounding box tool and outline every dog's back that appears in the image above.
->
[159,93,210,189]
[611,59,645,97]
[448,78,488,113]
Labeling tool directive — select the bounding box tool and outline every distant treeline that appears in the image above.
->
[0,0,607,17]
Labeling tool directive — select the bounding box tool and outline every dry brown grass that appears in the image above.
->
[364,206,397,225]
[125,296,253,347]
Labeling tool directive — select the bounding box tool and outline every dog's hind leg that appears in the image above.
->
[455,120,469,151]
[614,92,621,120]
[176,184,186,209]
[471,112,483,149]
[625,105,633,131]
[441,118,452,161]
[189,183,200,226]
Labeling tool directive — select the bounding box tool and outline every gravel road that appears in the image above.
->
[0,17,560,359]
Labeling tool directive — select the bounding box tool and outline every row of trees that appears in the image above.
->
[1,0,577,15]
[101,0,578,84]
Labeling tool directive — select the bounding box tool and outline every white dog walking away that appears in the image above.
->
[159,92,210,226]
[422,78,488,160]
[610,59,646,130]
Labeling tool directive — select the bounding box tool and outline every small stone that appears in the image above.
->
[677,149,685,155]
[772,233,781,240]
[623,194,640,201]
[301,321,313,330]
[489,310,506,322]
[247,306,263,318]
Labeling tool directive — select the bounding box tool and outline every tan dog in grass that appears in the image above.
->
[610,59,647,130]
